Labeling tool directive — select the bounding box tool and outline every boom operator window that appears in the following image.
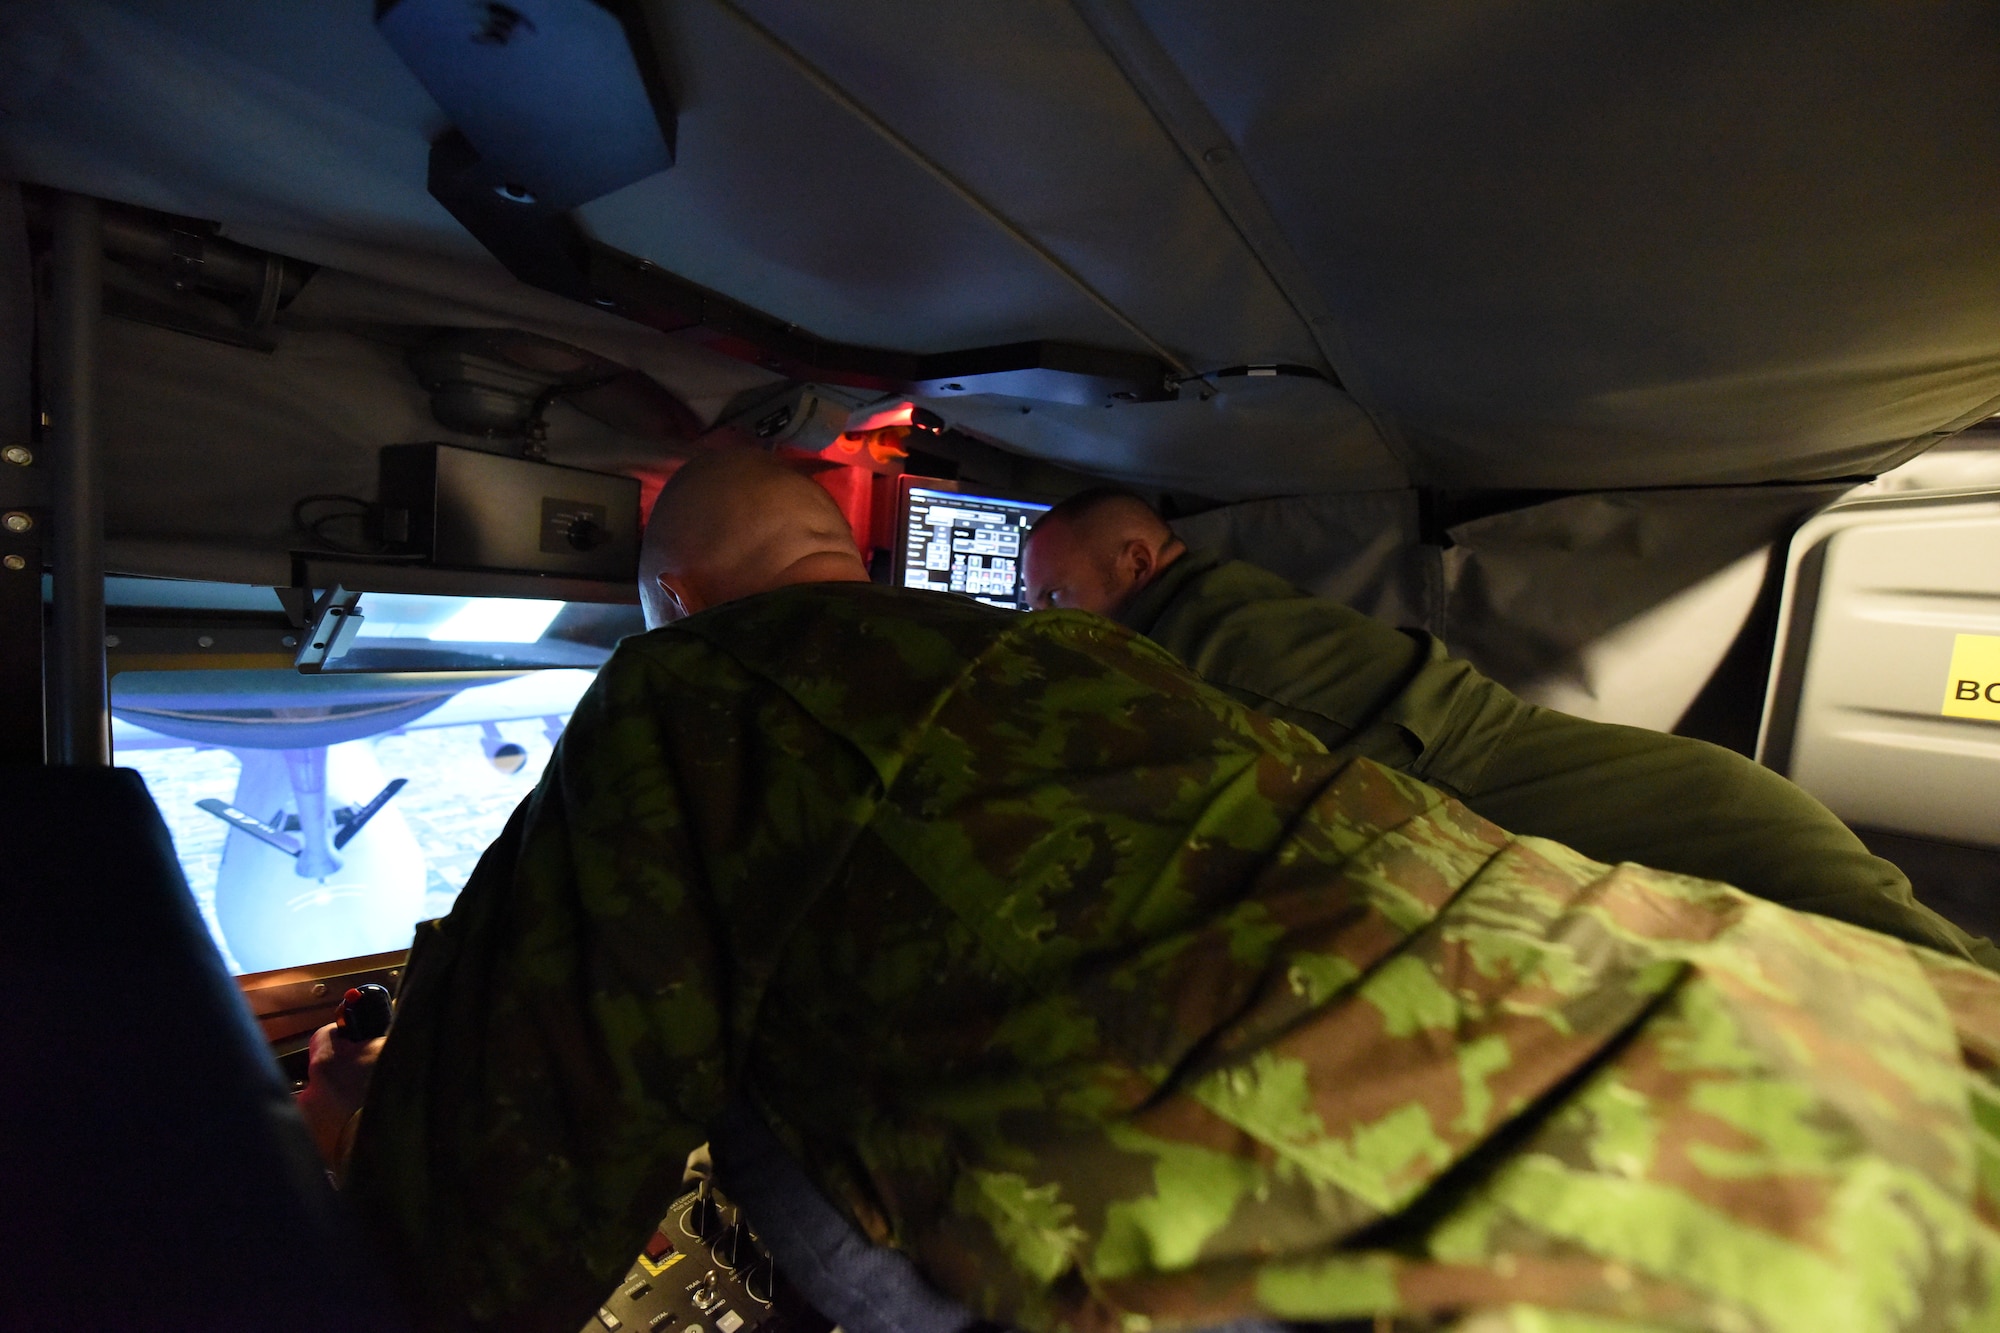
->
[897,481,1051,611]
[105,580,641,976]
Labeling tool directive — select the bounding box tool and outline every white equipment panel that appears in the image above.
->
[1759,491,2000,849]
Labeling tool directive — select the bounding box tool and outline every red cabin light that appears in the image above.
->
[847,400,917,434]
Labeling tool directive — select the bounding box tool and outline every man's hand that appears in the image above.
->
[295,1022,385,1174]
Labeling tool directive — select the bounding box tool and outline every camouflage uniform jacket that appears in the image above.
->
[348,582,2000,1333]
[1121,548,2000,969]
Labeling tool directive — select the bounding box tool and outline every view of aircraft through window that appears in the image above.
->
[99,587,633,973]
[114,667,597,974]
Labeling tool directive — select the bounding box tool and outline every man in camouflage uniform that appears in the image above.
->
[324,454,2000,1333]
[1022,488,1999,970]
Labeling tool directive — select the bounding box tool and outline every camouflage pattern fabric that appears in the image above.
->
[347,583,2000,1333]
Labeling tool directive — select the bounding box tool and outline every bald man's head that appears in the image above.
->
[1023,487,1185,617]
[639,451,868,627]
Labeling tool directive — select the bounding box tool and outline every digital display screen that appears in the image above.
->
[898,485,1051,611]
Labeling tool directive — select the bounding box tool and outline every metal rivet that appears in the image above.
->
[311,982,327,997]
[196,634,215,648]
[2,554,24,571]
[104,634,120,648]
[282,634,297,647]
[2,445,30,466]
[3,511,31,533]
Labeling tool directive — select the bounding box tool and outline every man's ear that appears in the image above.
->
[1121,537,1160,587]
[656,571,702,623]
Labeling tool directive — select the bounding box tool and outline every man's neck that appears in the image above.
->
[685,549,870,618]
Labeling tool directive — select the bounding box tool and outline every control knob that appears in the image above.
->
[683,1188,721,1243]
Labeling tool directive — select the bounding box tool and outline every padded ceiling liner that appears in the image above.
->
[3,0,1999,493]
[1131,2,2000,486]
[580,0,1321,366]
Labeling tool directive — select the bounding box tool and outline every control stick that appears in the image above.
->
[685,1181,721,1241]
[335,983,393,1042]
[713,1221,745,1270]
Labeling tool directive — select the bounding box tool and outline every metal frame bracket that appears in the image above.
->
[293,585,365,674]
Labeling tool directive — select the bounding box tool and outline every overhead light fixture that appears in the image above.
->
[722,383,886,454]
[845,401,945,436]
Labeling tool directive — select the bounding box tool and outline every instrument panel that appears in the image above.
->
[582,1179,829,1333]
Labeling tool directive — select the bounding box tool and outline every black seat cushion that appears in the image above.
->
[0,766,406,1331]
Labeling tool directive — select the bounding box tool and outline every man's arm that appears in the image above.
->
[1464,705,2000,969]
[1128,553,1428,768]
[345,641,733,1331]
[1131,552,1999,969]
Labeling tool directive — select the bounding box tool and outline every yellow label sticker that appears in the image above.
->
[1942,633,2000,721]
[637,1250,686,1278]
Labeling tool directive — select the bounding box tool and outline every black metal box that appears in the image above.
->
[378,443,640,581]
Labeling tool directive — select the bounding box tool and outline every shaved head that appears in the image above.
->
[1023,486,1185,616]
[639,451,868,626]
